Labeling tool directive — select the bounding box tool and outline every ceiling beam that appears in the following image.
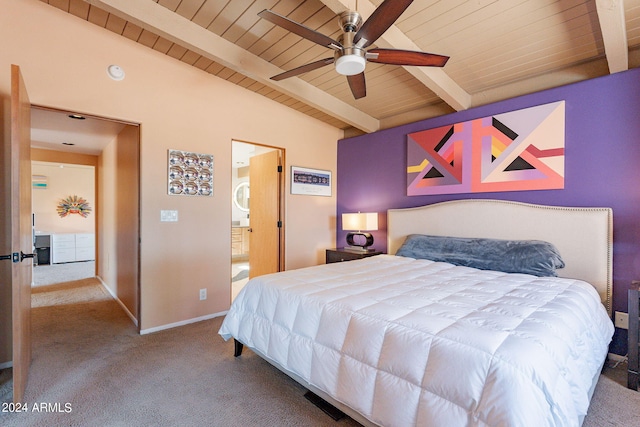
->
[85,0,380,133]
[596,0,628,73]
[318,0,472,111]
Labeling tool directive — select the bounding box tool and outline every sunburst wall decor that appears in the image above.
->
[57,195,92,218]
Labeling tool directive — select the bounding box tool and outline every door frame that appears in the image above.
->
[231,139,286,274]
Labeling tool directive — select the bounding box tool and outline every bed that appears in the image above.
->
[219,199,614,427]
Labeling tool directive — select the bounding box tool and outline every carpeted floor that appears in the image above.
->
[32,261,95,286]
[1,279,640,426]
[585,372,640,427]
[0,279,360,427]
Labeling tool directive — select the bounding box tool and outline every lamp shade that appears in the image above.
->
[342,212,378,231]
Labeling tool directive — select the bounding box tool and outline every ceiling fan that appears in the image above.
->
[258,0,449,99]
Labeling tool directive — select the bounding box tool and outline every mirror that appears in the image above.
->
[233,182,250,212]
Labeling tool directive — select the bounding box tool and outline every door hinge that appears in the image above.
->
[277,220,282,228]
[277,165,283,173]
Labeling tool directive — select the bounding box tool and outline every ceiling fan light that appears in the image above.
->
[335,54,366,76]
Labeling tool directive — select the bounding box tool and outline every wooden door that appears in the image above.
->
[9,64,33,402]
[248,150,282,278]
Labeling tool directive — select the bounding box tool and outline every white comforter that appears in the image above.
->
[219,255,613,427]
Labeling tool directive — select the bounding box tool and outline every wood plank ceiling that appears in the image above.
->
[40,0,640,135]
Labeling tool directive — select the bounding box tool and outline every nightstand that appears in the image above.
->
[326,248,383,264]
[629,281,640,390]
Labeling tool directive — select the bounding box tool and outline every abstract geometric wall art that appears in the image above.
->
[407,101,565,195]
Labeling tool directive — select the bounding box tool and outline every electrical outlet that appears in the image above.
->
[614,311,629,329]
[199,288,207,301]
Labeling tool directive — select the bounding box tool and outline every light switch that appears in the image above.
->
[160,210,178,222]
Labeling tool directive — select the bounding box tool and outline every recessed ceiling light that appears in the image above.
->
[68,114,85,120]
[107,64,125,81]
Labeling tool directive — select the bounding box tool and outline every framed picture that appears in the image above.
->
[291,166,332,196]
[32,175,48,189]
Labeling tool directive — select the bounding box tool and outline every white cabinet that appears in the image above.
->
[51,233,95,263]
[75,233,95,261]
[51,234,75,263]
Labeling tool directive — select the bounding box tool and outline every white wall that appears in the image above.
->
[32,161,95,234]
[0,0,342,332]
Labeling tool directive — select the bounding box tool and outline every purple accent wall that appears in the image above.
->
[337,68,640,354]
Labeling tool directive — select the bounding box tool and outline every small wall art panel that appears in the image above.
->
[291,166,332,196]
[168,149,214,196]
[32,174,48,189]
[407,101,565,195]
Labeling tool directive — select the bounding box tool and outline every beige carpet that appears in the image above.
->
[584,372,640,427]
[32,261,95,286]
[0,279,360,427]
[1,279,639,426]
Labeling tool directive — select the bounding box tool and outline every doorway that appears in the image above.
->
[231,140,284,300]
[30,106,141,326]
[31,161,96,286]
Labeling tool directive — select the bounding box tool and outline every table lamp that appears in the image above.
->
[342,212,378,251]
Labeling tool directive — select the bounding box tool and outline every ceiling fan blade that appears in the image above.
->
[367,48,449,67]
[270,58,335,81]
[258,9,342,50]
[355,0,413,48]
[347,73,366,99]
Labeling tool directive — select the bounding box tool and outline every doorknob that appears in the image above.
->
[1,252,25,262]
[248,228,253,232]
[20,251,35,262]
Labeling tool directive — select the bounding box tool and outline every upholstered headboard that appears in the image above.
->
[387,199,613,315]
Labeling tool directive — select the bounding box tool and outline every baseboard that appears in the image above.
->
[140,311,228,335]
[0,361,12,370]
[96,276,227,335]
[97,276,138,327]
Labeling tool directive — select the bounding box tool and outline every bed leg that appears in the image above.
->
[234,339,244,357]
[304,391,345,420]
